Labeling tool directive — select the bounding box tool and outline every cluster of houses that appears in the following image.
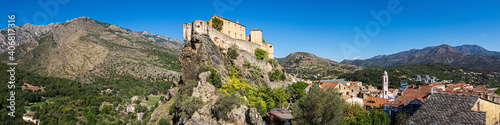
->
[313,71,500,125]
[285,71,500,124]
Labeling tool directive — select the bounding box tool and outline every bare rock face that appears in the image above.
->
[0,23,61,53]
[179,34,228,84]
[227,105,249,125]
[192,71,220,103]
[141,31,184,51]
[246,108,265,125]
[165,87,179,101]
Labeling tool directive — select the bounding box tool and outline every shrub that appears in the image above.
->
[199,66,222,88]
[220,76,267,116]
[268,69,286,82]
[228,44,239,59]
[213,93,241,120]
[158,117,171,125]
[266,59,278,68]
[211,17,223,31]
[254,48,268,60]
[171,91,203,123]
[243,61,252,68]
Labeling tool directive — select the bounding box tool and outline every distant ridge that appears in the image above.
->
[341,44,500,71]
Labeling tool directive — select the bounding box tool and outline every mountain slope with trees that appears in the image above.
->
[278,52,358,80]
[339,64,500,89]
[341,44,500,71]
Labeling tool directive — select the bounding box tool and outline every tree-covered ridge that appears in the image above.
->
[0,62,174,124]
[339,63,500,89]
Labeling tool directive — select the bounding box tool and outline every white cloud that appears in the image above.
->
[353,56,360,60]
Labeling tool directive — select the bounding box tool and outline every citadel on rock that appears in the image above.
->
[183,15,275,59]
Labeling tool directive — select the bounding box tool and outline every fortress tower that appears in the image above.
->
[250,29,263,46]
[383,71,389,99]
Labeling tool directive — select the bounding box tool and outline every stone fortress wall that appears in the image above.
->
[184,19,274,59]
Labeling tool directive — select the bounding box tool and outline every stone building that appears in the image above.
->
[199,15,274,59]
[208,15,246,40]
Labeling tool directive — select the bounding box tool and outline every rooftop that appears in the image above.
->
[268,108,294,120]
[364,96,389,107]
[211,14,246,27]
[320,82,341,91]
[391,85,432,107]
[404,93,486,125]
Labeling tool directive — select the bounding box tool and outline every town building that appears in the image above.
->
[404,93,500,125]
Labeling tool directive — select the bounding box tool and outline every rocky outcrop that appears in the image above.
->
[180,71,264,125]
[179,34,228,84]
[0,23,61,53]
[172,24,287,124]
[246,108,265,125]
[141,31,184,51]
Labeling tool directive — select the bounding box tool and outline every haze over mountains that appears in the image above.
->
[341,44,500,71]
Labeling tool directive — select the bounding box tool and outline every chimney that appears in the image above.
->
[236,19,239,24]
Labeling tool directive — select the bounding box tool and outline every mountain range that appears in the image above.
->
[341,44,500,71]
[0,17,184,83]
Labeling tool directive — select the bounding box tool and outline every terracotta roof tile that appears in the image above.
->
[320,82,341,91]
[364,96,389,107]
[391,85,432,107]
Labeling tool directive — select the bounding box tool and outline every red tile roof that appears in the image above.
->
[320,82,341,91]
[428,83,445,87]
[364,96,389,107]
[388,88,397,93]
[475,85,488,91]
[391,85,432,107]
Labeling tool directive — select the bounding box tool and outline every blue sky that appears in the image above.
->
[2,0,500,61]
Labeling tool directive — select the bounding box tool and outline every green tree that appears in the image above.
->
[396,112,411,125]
[496,89,500,95]
[211,17,223,31]
[288,81,309,102]
[369,108,390,125]
[291,86,344,125]
[271,87,289,108]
